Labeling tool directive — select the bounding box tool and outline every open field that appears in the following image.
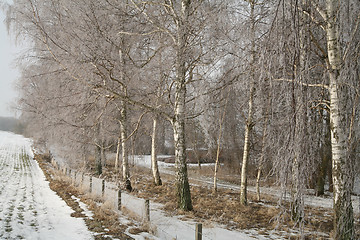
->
[0,131,93,240]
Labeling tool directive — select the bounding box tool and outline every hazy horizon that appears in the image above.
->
[0,4,21,118]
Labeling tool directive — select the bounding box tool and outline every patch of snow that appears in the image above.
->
[71,196,94,219]
[132,155,215,170]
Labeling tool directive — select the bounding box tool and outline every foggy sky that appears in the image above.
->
[0,7,20,118]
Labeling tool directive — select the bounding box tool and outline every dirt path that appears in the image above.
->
[0,131,93,240]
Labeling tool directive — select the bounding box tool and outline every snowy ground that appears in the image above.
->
[0,131,94,240]
[19,142,358,240]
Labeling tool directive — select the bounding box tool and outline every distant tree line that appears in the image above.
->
[0,117,25,134]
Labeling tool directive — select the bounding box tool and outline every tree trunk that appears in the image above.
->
[151,116,162,185]
[316,114,331,196]
[240,92,254,205]
[329,74,354,240]
[173,96,192,209]
[120,95,132,191]
[213,90,229,193]
[115,137,121,172]
[240,0,256,206]
[118,41,132,191]
[326,0,354,238]
[173,113,192,210]
[172,0,192,211]
[95,143,102,175]
[101,139,106,167]
[95,122,102,175]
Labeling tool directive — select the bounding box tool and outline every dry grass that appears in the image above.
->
[130,170,337,239]
[134,177,280,229]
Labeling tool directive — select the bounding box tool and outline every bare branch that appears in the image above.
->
[273,78,329,90]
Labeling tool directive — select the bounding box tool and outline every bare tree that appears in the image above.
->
[324,0,355,238]
[240,0,257,206]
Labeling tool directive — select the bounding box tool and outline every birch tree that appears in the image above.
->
[170,0,193,210]
[240,0,257,206]
[129,0,226,210]
[324,0,355,238]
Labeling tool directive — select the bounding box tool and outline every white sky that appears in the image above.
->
[0,4,21,118]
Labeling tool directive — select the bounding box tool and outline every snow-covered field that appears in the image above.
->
[0,131,93,240]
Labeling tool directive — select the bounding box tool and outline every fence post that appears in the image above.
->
[117,189,121,211]
[75,171,78,184]
[102,179,105,196]
[89,176,92,193]
[195,223,202,240]
[145,199,150,222]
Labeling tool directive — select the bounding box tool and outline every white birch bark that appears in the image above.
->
[151,116,162,185]
[240,89,254,205]
[120,94,131,191]
[119,44,132,191]
[115,137,121,172]
[240,0,256,205]
[172,0,192,211]
[151,39,164,186]
[326,0,354,238]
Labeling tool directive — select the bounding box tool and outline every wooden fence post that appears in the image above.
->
[102,179,105,196]
[195,223,202,240]
[89,176,92,193]
[118,189,121,211]
[145,199,150,222]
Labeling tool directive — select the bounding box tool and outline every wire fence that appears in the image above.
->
[50,158,211,240]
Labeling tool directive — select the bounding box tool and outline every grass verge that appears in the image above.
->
[34,153,133,240]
